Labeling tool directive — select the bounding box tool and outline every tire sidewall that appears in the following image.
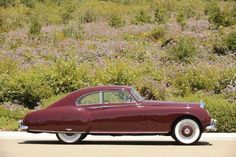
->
[172,118,202,145]
[56,133,85,144]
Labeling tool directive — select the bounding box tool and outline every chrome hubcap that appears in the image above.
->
[184,128,191,135]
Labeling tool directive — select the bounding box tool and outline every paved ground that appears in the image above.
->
[0,132,236,157]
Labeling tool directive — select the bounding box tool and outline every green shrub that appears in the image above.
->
[97,60,139,85]
[21,0,35,8]
[0,116,18,131]
[149,26,166,41]
[0,0,15,8]
[81,9,97,23]
[176,0,204,19]
[226,31,236,52]
[176,12,187,30]
[168,93,236,132]
[1,5,29,32]
[132,10,152,25]
[154,5,168,24]
[28,18,42,36]
[109,14,125,28]
[0,56,18,74]
[43,59,94,94]
[167,37,197,62]
[173,65,236,97]
[205,1,234,28]
[213,31,236,55]
[135,77,166,101]
[2,69,53,109]
[62,21,84,39]
[214,67,236,94]
[0,106,29,130]
[0,56,19,102]
[61,3,75,24]
[213,37,228,55]
[174,65,221,96]
[41,93,67,108]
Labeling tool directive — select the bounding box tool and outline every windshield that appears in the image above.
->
[131,88,144,101]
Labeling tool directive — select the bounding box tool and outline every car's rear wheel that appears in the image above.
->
[172,118,202,145]
[56,133,86,144]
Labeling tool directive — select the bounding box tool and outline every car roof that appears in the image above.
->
[48,85,133,108]
[76,85,133,93]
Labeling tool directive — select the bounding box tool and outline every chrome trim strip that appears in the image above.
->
[86,106,100,109]
[28,129,86,133]
[28,129,168,134]
[99,104,138,109]
[90,131,169,134]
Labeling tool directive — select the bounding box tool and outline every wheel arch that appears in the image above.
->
[171,115,203,133]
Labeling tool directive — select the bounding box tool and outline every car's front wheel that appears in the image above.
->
[172,118,202,144]
[56,133,86,144]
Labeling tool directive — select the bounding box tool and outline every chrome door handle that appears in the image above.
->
[100,106,109,109]
[137,104,144,108]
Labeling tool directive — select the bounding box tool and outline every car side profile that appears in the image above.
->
[19,85,217,144]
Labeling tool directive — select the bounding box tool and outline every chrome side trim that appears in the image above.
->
[28,129,86,133]
[99,104,137,109]
[28,129,168,134]
[90,131,169,134]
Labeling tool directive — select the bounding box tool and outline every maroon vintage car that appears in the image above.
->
[19,85,217,144]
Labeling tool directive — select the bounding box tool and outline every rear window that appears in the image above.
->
[77,92,100,105]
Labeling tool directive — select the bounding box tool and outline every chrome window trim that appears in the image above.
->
[102,90,136,104]
[75,91,101,106]
[131,88,144,101]
[75,89,137,106]
[99,91,103,104]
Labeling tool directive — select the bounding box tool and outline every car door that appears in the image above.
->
[76,91,102,132]
[98,90,146,133]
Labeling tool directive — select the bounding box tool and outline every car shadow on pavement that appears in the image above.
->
[18,140,212,146]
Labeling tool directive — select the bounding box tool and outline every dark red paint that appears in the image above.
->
[23,85,212,134]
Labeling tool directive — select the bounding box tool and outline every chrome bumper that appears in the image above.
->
[206,119,217,132]
[18,120,28,131]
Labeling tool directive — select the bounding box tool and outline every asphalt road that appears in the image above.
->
[0,133,236,157]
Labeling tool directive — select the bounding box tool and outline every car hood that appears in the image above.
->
[141,100,200,108]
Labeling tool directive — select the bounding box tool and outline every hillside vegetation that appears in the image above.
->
[0,0,235,132]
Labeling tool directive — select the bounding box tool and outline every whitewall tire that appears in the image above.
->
[172,118,202,144]
[56,133,85,144]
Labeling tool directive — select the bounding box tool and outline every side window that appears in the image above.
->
[103,90,135,104]
[77,92,100,105]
